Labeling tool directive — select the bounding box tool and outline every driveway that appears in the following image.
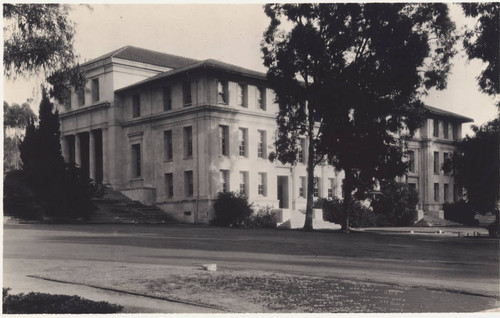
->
[3,223,499,312]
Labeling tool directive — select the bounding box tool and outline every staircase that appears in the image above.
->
[413,214,461,227]
[276,209,341,230]
[90,187,179,224]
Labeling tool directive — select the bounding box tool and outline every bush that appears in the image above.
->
[244,205,277,229]
[3,170,44,220]
[371,181,419,227]
[320,198,345,224]
[2,288,123,314]
[349,201,383,228]
[212,192,253,227]
[443,200,477,225]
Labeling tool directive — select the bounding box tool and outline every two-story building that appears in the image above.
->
[56,46,472,223]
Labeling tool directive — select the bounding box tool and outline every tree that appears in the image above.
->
[262,4,456,231]
[445,119,499,214]
[461,3,499,97]
[3,4,85,102]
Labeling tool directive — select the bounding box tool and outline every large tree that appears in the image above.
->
[461,3,499,97]
[3,3,85,102]
[262,3,456,231]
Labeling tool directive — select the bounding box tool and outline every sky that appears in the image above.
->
[3,2,498,137]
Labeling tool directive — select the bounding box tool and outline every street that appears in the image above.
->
[3,223,499,312]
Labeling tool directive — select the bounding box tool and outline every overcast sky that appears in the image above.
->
[3,2,498,136]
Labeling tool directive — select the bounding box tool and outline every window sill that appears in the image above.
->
[164,159,173,163]
[130,177,144,181]
[184,156,193,160]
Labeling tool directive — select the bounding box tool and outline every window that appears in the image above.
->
[131,144,141,178]
[219,125,229,156]
[183,81,192,106]
[217,80,228,104]
[443,121,449,139]
[220,170,229,193]
[444,183,449,202]
[452,123,459,141]
[408,183,417,191]
[239,128,248,157]
[313,177,320,198]
[132,94,140,118]
[433,151,440,174]
[434,183,440,202]
[163,86,172,111]
[408,150,415,173]
[165,173,173,198]
[299,176,306,198]
[64,88,72,109]
[328,178,335,199]
[185,171,194,197]
[184,126,193,157]
[257,130,267,158]
[77,87,85,106]
[454,184,461,201]
[258,172,267,196]
[164,130,173,161]
[91,78,99,103]
[433,119,439,137]
[237,83,247,107]
[298,138,305,163]
[239,171,248,196]
[443,152,450,175]
[257,87,266,110]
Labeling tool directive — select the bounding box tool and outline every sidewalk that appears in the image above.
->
[357,226,489,237]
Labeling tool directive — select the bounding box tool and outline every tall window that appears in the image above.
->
[184,126,193,157]
[185,171,194,197]
[132,94,140,118]
[91,78,99,103]
[443,121,449,139]
[433,151,440,174]
[217,80,228,104]
[163,86,172,111]
[257,130,267,158]
[452,123,459,140]
[77,87,85,106]
[328,178,335,199]
[165,173,173,198]
[313,177,320,198]
[443,152,450,175]
[237,83,247,107]
[239,171,248,196]
[258,172,267,196]
[433,119,439,137]
[220,170,229,193]
[434,183,440,202]
[239,128,248,157]
[257,87,266,110]
[298,138,305,163]
[299,177,306,198]
[164,130,173,161]
[183,81,192,106]
[444,183,449,202]
[131,144,141,178]
[219,125,229,156]
[408,150,415,173]
[64,88,72,109]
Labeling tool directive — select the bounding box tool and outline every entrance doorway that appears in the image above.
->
[277,176,289,209]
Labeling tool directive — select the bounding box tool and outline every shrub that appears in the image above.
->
[244,205,278,229]
[3,170,44,220]
[321,197,345,224]
[349,201,382,228]
[2,288,123,314]
[371,181,419,227]
[443,200,477,225]
[212,192,253,227]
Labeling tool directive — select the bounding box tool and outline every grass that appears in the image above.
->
[2,288,123,314]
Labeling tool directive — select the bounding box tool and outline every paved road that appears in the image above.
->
[3,223,499,312]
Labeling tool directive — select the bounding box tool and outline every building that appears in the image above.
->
[56,46,472,223]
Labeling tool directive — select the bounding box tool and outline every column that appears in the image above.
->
[75,133,81,167]
[61,136,69,162]
[102,128,109,185]
[89,131,96,181]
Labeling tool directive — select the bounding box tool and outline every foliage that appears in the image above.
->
[349,202,383,228]
[212,192,253,227]
[462,3,499,96]
[3,101,37,131]
[443,200,477,226]
[3,170,44,220]
[2,288,123,314]
[444,119,499,214]
[371,181,419,227]
[14,88,95,220]
[262,4,456,231]
[3,4,86,102]
[319,198,344,224]
[243,205,278,229]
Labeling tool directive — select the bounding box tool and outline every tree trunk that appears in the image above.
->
[303,102,316,231]
[342,170,355,233]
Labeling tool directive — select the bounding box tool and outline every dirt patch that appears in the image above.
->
[34,262,497,313]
